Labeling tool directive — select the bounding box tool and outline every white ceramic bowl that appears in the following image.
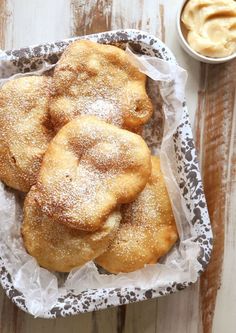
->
[176,0,236,64]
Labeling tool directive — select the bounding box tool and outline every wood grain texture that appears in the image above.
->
[4,0,71,49]
[111,0,162,36]
[161,0,200,127]
[14,309,93,333]
[159,4,165,42]
[91,308,118,333]
[123,299,157,333]
[0,1,201,332]
[71,0,112,36]
[0,291,22,333]
[155,285,201,333]
[195,60,236,333]
[0,0,8,49]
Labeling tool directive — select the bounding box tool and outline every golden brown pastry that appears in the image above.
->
[50,40,153,132]
[22,187,121,272]
[0,76,54,192]
[34,116,151,232]
[95,156,178,273]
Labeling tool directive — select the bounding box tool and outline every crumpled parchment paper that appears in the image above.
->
[0,48,202,317]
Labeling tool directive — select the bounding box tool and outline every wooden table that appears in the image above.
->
[0,1,235,332]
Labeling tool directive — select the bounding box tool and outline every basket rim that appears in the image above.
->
[0,29,212,318]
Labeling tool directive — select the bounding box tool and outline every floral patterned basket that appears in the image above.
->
[0,29,212,318]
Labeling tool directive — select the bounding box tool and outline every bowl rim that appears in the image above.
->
[176,0,236,64]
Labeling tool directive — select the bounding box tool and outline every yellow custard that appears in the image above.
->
[181,0,236,58]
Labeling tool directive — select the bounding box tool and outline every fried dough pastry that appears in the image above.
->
[22,188,121,272]
[0,76,54,192]
[96,156,178,273]
[50,40,153,131]
[34,116,151,231]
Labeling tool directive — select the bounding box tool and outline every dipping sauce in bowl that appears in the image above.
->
[181,0,236,58]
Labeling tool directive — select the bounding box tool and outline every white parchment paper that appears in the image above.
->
[0,49,202,317]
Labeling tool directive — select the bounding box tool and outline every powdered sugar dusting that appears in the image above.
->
[122,185,160,227]
[96,158,178,273]
[50,40,153,131]
[0,76,54,191]
[37,116,150,231]
[81,99,123,127]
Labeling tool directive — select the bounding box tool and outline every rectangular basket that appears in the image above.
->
[0,29,212,318]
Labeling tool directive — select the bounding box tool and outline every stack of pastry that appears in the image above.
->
[0,40,178,273]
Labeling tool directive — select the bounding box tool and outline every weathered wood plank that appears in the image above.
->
[195,61,236,333]
[86,308,118,333]
[116,306,126,333]
[0,0,8,49]
[4,0,71,49]
[212,88,236,333]
[71,0,112,36]
[0,289,23,333]
[162,0,200,127]
[111,0,161,36]
[156,285,201,333]
[159,4,165,42]
[17,311,93,333]
[123,299,157,333]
